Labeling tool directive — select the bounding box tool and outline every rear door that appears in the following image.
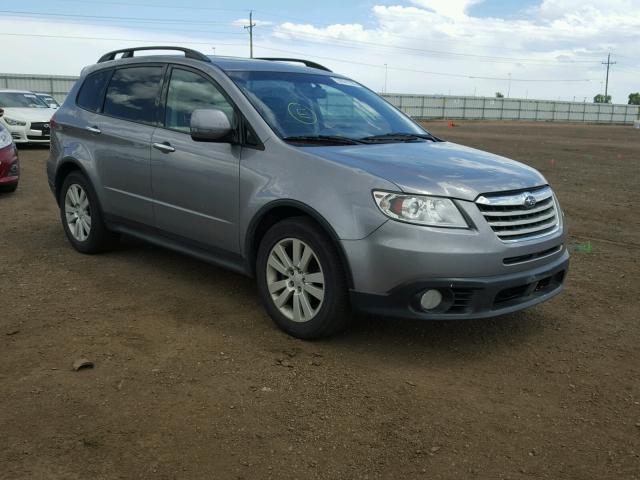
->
[92,64,165,226]
[150,66,241,253]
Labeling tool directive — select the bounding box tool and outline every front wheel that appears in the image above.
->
[59,171,119,253]
[256,217,351,339]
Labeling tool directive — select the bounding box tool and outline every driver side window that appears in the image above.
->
[165,68,235,133]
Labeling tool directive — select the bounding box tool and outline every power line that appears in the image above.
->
[254,44,593,82]
[2,6,626,69]
[0,9,235,25]
[0,32,244,47]
[270,28,602,67]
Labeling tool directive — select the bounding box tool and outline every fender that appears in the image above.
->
[244,199,355,289]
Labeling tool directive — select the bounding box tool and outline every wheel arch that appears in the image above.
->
[54,158,90,205]
[245,200,354,289]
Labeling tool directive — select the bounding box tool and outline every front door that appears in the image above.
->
[150,66,241,254]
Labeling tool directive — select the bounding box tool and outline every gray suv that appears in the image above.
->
[47,46,569,339]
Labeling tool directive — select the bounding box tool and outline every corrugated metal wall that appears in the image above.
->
[381,94,640,124]
[0,73,78,103]
[2,73,638,124]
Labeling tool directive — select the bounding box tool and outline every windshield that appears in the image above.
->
[227,71,427,143]
[0,92,49,108]
[37,95,60,107]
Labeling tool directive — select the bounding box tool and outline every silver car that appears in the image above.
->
[47,46,569,339]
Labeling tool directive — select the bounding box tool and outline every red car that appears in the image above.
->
[0,120,19,192]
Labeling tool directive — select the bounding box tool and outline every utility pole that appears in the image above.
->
[507,73,512,98]
[384,64,388,93]
[244,10,256,58]
[602,52,616,101]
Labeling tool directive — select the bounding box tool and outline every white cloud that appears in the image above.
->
[268,1,640,102]
[1,2,639,103]
[409,0,484,19]
[232,18,274,27]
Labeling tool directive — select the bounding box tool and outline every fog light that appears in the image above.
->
[420,289,443,311]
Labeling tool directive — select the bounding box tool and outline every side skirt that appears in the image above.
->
[104,214,249,277]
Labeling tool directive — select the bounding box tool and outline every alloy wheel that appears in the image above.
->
[64,184,92,242]
[266,238,325,323]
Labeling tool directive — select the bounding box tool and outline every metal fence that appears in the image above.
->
[381,94,640,124]
[1,73,638,124]
[0,73,78,103]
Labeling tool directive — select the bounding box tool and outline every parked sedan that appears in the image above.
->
[0,123,19,192]
[0,90,52,144]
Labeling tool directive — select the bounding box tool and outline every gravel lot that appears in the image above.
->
[1,121,639,479]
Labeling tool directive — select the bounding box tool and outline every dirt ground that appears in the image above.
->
[1,121,639,480]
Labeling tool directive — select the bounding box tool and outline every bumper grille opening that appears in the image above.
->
[503,245,563,265]
[493,271,565,307]
[476,186,559,242]
[446,288,478,314]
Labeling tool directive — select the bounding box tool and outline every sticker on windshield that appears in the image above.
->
[287,102,317,124]
[331,77,360,87]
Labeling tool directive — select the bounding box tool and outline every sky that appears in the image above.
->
[0,0,638,103]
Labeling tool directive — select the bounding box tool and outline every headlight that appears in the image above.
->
[0,128,12,149]
[373,191,469,228]
[3,117,27,127]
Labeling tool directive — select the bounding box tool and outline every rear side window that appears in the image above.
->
[76,69,112,112]
[103,66,164,125]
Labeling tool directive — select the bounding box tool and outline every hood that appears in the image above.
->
[1,107,53,123]
[309,141,547,201]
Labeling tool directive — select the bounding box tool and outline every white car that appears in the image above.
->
[0,90,53,144]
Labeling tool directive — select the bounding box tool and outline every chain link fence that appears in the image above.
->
[381,94,640,124]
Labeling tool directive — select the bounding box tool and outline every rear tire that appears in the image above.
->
[59,171,119,253]
[256,217,351,339]
[0,183,17,193]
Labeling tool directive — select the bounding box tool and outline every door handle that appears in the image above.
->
[153,142,176,153]
[85,126,101,134]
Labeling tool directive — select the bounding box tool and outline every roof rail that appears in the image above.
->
[98,46,211,64]
[256,57,332,72]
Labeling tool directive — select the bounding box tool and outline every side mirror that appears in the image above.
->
[190,108,233,142]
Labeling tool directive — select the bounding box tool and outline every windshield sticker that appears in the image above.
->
[287,102,317,124]
[331,77,360,87]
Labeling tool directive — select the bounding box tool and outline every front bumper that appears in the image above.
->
[0,144,19,186]
[4,124,50,144]
[351,249,569,320]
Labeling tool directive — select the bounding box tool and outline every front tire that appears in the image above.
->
[59,171,118,253]
[256,217,350,339]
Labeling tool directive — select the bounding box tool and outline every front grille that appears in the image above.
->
[476,186,559,242]
[30,122,51,135]
[27,135,50,141]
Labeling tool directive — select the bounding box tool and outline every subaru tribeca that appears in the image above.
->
[47,47,569,339]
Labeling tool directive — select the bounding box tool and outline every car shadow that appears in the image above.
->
[105,235,552,359]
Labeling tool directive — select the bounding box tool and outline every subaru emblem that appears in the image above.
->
[523,194,537,208]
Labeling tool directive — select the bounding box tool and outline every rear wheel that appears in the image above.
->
[256,217,350,339]
[59,171,119,253]
[0,183,17,193]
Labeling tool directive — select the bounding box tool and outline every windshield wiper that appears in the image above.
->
[283,135,366,145]
[360,132,440,143]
